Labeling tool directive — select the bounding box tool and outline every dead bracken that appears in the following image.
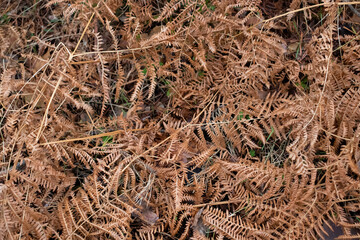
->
[1,1,360,239]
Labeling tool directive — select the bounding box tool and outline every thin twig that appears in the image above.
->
[69,12,95,61]
[40,127,149,145]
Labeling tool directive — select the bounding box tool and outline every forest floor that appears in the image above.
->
[1,1,360,239]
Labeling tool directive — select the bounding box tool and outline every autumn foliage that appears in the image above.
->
[1,0,360,239]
